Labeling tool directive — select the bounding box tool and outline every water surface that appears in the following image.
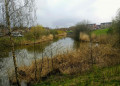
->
[0,37,76,86]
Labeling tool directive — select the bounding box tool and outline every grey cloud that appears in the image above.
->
[52,18,80,28]
[25,0,120,28]
[35,0,98,28]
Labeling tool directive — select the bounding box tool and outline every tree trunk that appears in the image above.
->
[4,0,20,86]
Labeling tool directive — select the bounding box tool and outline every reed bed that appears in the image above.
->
[10,44,120,84]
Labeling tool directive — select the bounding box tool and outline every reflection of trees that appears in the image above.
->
[0,50,9,58]
[0,37,60,58]
[73,40,80,49]
[15,37,61,53]
[0,43,11,58]
[73,39,90,50]
[15,41,52,53]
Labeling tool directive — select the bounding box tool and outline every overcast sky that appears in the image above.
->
[0,0,120,28]
[35,0,120,28]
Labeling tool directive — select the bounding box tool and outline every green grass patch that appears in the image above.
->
[33,65,120,86]
[67,31,73,33]
[92,28,110,35]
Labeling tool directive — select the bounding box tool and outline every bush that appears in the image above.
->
[25,25,50,40]
[57,30,65,34]
[73,22,90,41]
[24,31,34,41]
[49,29,58,36]
[111,9,120,48]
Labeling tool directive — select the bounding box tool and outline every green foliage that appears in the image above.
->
[49,29,66,36]
[57,30,65,34]
[25,25,50,40]
[111,9,120,48]
[49,29,58,36]
[24,31,34,41]
[67,30,73,33]
[13,37,26,45]
[33,65,120,86]
[114,9,120,35]
[0,37,11,46]
[107,27,113,34]
[0,37,11,58]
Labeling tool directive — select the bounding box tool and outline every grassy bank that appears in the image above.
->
[92,28,110,36]
[33,64,120,86]
[0,34,54,46]
[14,34,54,45]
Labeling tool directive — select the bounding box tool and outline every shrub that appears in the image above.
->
[111,9,120,48]
[49,29,58,36]
[57,30,65,34]
[73,22,90,41]
[24,31,34,41]
[25,25,50,40]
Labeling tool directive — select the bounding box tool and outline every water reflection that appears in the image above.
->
[73,40,81,49]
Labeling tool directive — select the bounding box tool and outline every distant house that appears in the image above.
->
[88,24,97,30]
[11,29,24,37]
[100,22,112,29]
[96,25,101,29]
[11,31,23,37]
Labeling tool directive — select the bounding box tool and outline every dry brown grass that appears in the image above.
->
[79,33,116,45]
[91,34,118,46]
[92,34,111,43]
[10,44,120,84]
[80,32,90,41]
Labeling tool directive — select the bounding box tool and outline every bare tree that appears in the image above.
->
[1,0,36,86]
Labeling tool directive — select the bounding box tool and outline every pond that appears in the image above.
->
[0,37,79,86]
